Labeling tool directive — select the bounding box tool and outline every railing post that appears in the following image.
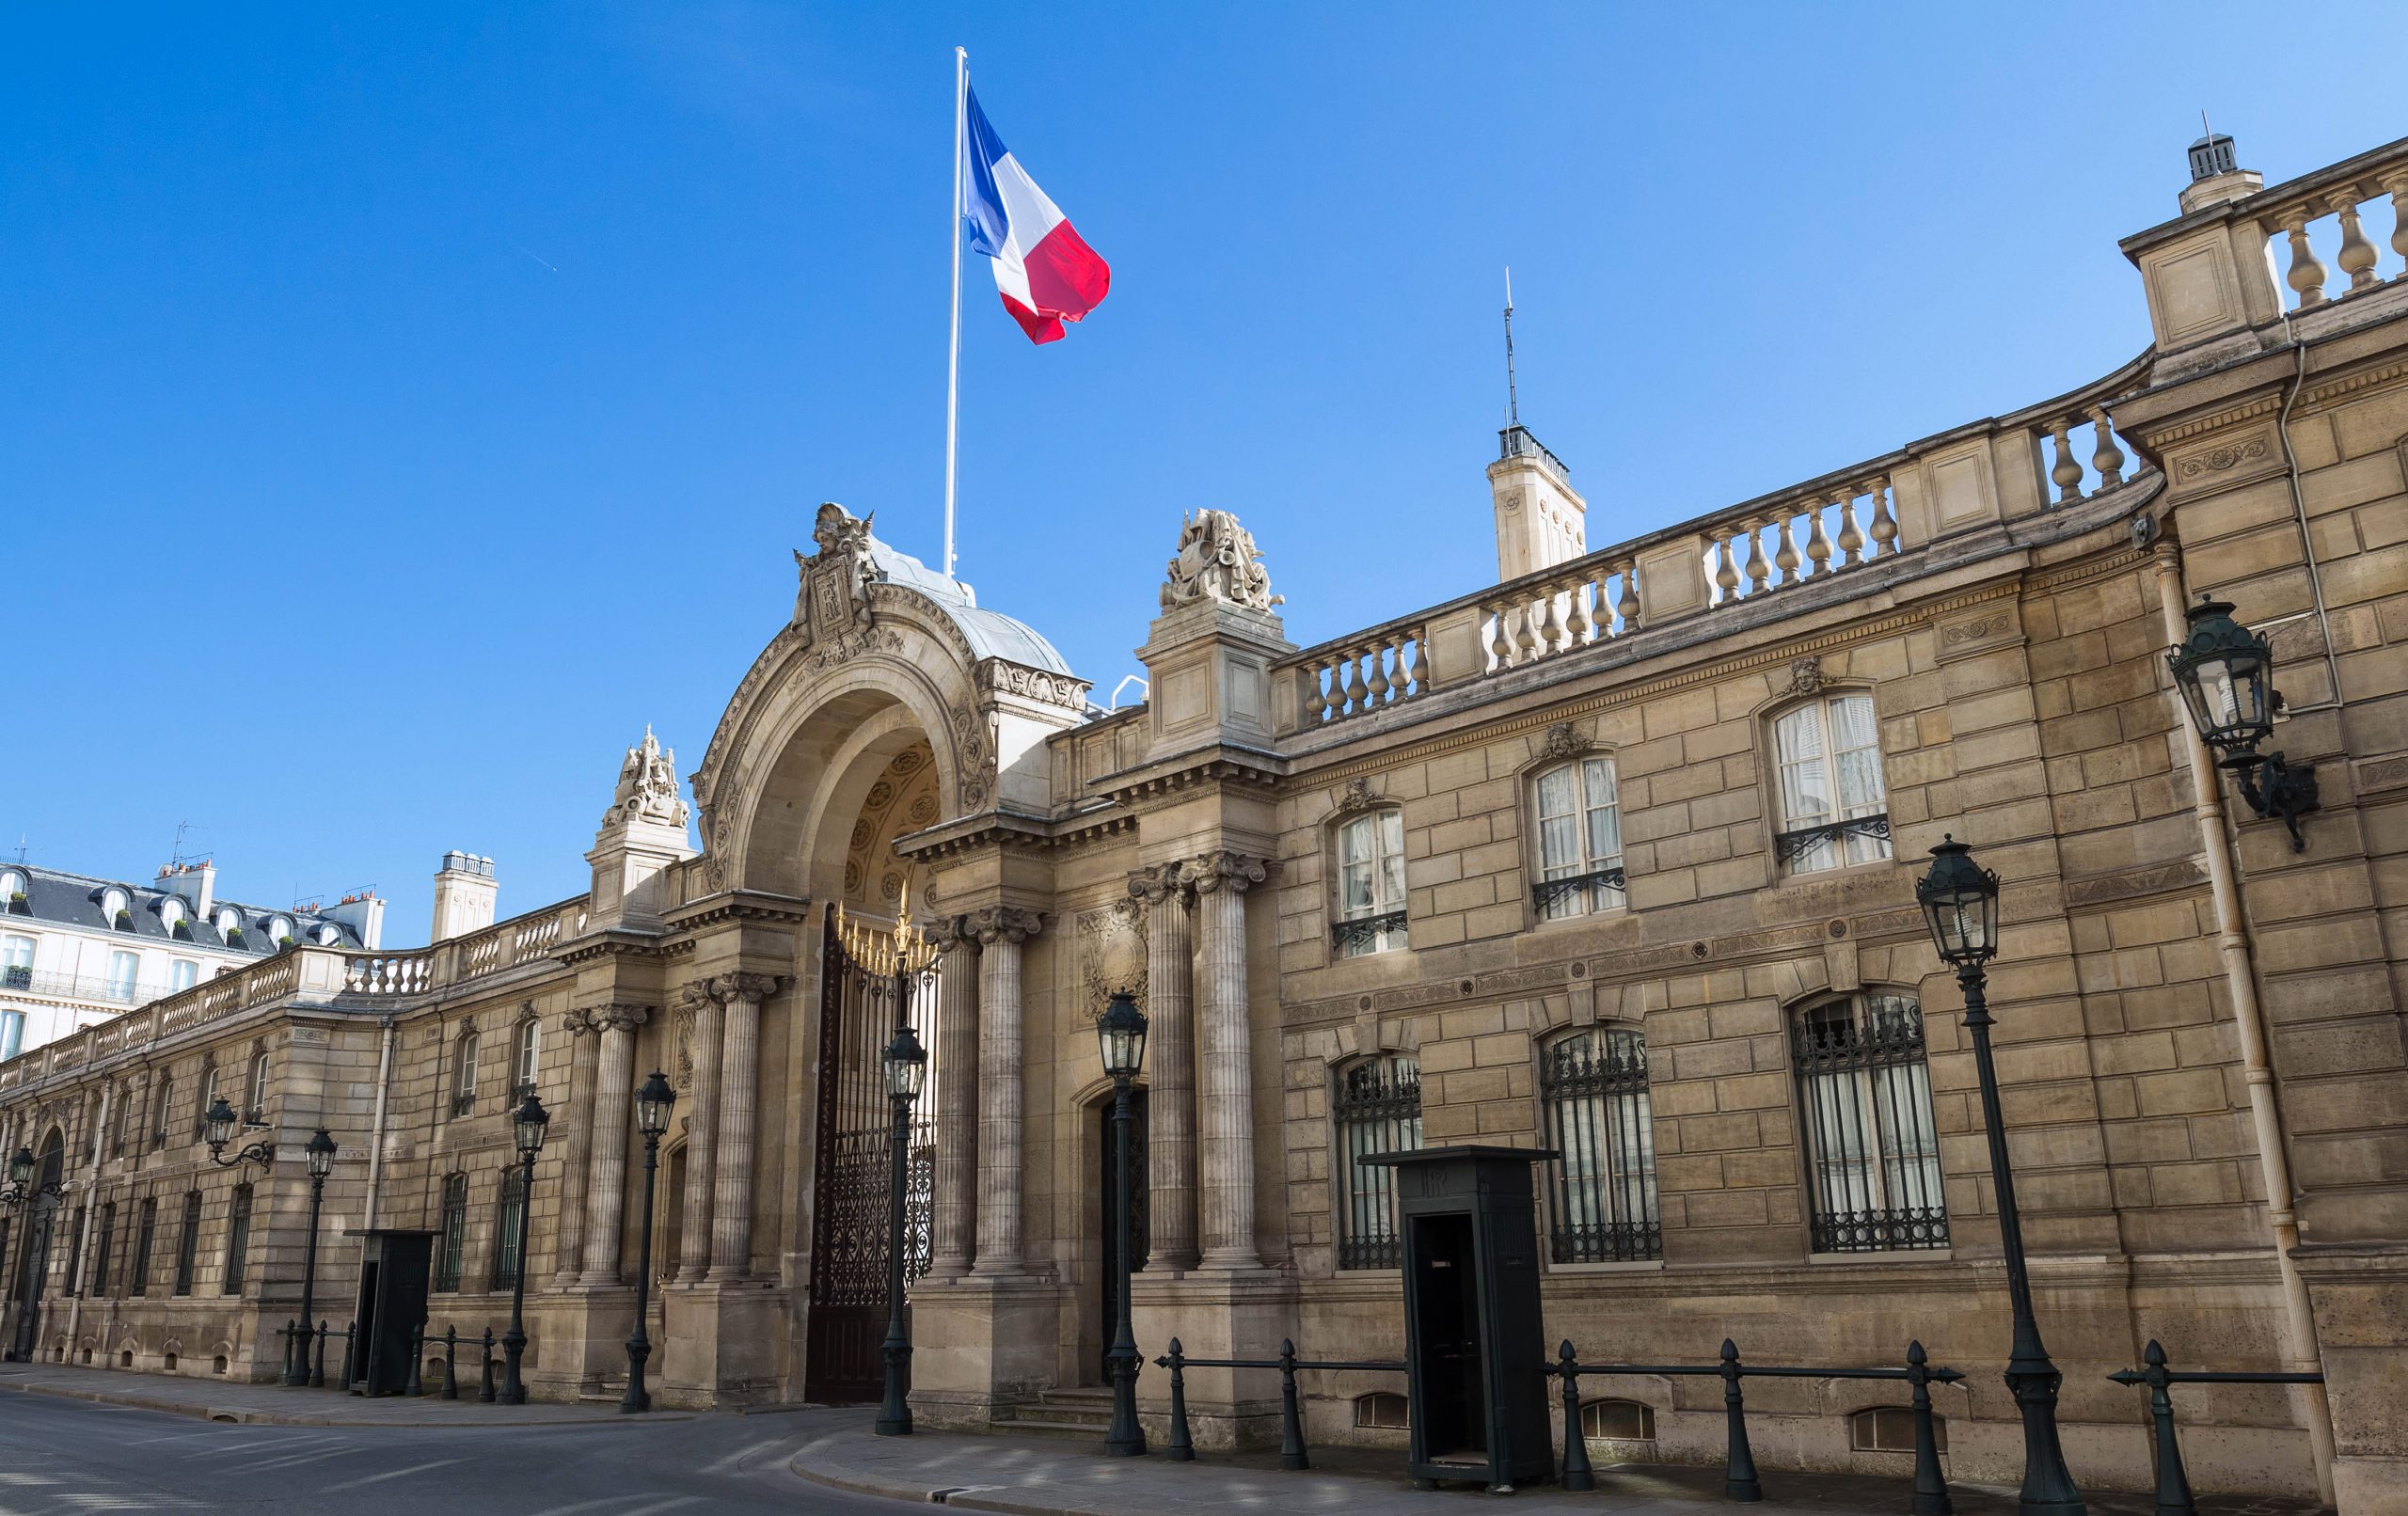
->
[280,1320,297,1383]
[405,1321,424,1397]
[1719,1338,1762,1502]
[2110,1340,2196,1516]
[311,1320,328,1389]
[1906,1341,1953,1516]
[480,1328,498,1404]
[1278,1338,1308,1471]
[1153,1338,1194,1462]
[441,1325,459,1400]
[339,1320,356,1389]
[1557,1339,1594,1492]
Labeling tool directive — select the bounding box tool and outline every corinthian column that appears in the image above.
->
[1192,851,1267,1271]
[675,981,724,1283]
[1132,864,1199,1271]
[707,970,777,1282]
[578,1004,650,1287]
[969,907,1043,1277]
[551,1009,599,1287]
[927,920,981,1278]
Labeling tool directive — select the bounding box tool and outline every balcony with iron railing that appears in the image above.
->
[0,968,182,1007]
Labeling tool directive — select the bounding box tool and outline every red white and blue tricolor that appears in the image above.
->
[960,86,1111,344]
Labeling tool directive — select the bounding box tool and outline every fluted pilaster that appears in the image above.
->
[550,1008,599,1287]
[707,970,777,1281]
[578,1003,650,1286]
[969,907,1044,1276]
[674,981,724,1283]
[927,921,981,1278]
[1192,850,1268,1271]
[1132,863,1199,1271]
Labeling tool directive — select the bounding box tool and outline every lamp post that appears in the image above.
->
[1096,988,1149,1458]
[623,1071,674,1413]
[2165,594,2320,849]
[1918,836,2083,1516]
[875,1023,928,1436]
[284,1129,338,1385]
[202,1098,276,1168]
[499,1091,549,1405]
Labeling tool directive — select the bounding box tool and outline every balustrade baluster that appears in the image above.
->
[1564,581,1592,645]
[1305,667,1327,724]
[2050,418,2084,502]
[1342,654,1368,717]
[2283,210,2329,308]
[1536,592,1565,656]
[1835,492,1864,567]
[2388,170,2408,275]
[1410,633,1432,693]
[1714,529,1741,602]
[1364,643,1391,707]
[1745,521,1772,595]
[2335,193,2380,292]
[1487,606,1513,670]
[2088,407,2125,488]
[1615,561,1640,632]
[1867,477,1898,556]
[1773,514,1801,587]
[1804,502,1832,577]
[1513,601,1540,664]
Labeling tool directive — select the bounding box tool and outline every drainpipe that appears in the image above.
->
[362,1016,398,1233]
[62,1082,111,1357]
[2151,538,2337,1502]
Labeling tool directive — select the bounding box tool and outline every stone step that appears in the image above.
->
[988,1415,1110,1440]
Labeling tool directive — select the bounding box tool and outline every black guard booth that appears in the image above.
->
[351,1230,434,1396]
[1360,1145,1557,1492]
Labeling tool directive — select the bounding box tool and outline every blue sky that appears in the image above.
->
[5,3,2401,942]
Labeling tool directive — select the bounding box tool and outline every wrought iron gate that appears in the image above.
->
[805,902,939,1403]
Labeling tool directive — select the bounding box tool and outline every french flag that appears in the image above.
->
[960,86,1110,344]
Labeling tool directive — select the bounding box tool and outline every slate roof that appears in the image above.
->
[0,862,365,954]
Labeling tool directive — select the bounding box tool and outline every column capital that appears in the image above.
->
[561,1007,598,1037]
[586,1003,653,1034]
[1188,850,1271,895]
[1128,861,1192,908]
[673,979,719,1013]
[708,970,782,1005]
[928,915,984,955]
[969,906,1046,947]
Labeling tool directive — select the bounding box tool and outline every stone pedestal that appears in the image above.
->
[2300,1244,2408,1516]
[659,1281,786,1408]
[1128,1270,1297,1451]
[905,1274,1066,1429]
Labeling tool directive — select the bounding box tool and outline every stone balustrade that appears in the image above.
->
[1297,623,1431,726]
[2244,141,2408,310]
[1483,558,1638,671]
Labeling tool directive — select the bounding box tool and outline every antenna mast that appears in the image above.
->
[1503,266,1520,431]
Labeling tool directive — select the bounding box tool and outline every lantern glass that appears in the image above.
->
[1096,989,1149,1082]
[881,1025,927,1102]
[1916,835,2001,968]
[305,1128,338,1180]
[635,1071,676,1138]
[203,1097,239,1153]
[7,1146,31,1187]
[2168,597,2275,757]
[512,1091,551,1160]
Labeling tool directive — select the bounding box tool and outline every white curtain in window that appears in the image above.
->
[106,950,140,999]
[1336,810,1407,955]
[1534,759,1624,918]
[1777,696,1890,872]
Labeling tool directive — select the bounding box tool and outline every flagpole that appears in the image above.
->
[943,45,967,580]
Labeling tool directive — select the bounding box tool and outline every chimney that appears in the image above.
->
[2178,130,2262,214]
[431,852,499,942]
[321,892,387,951]
[152,860,215,918]
[1489,426,1588,581]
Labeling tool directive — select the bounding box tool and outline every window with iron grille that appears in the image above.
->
[1332,809,1408,957]
[63,1205,86,1297]
[1531,758,1625,919]
[490,1166,528,1291]
[222,1184,252,1294]
[172,1191,201,1296]
[1541,1028,1660,1262]
[434,1173,467,1291]
[90,1202,116,1297]
[130,1198,156,1296]
[1794,995,1946,1253]
[1334,1054,1421,1270]
[1772,695,1891,874]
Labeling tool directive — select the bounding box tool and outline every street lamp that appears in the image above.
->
[875,1023,927,1436]
[623,1071,675,1413]
[202,1098,276,1168]
[499,1090,549,1405]
[2166,594,2319,849]
[1096,988,1148,1458]
[285,1128,338,1385]
[1917,836,2083,1516]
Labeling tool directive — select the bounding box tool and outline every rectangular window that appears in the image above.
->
[1532,758,1626,919]
[1333,810,1408,956]
[434,1174,468,1292]
[150,1080,172,1150]
[1795,995,1946,1253]
[2,933,32,991]
[1541,1029,1661,1262]
[130,1197,157,1296]
[90,1202,116,1297]
[169,959,198,992]
[514,1019,541,1096]
[172,1192,201,1295]
[1773,695,1891,874]
[1334,1055,1422,1270]
[491,1168,528,1291]
[222,1185,253,1294]
[106,950,141,1002]
[452,1032,480,1117]
[63,1205,87,1297]
[194,1068,218,1141]
[0,1010,22,1063]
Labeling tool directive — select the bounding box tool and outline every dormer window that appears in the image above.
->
[266,916,294,948]
[0,870,25,910]
[312,924,342,947]
[159,898,191,940]
[215,908,245,946]
[101,888,133,930]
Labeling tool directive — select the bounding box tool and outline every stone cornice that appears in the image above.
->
[555,930,668,969]
[660,889,815,937]
[1087,743,1288,809]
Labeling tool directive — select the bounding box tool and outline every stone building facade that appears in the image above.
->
[4,132,2406,1511]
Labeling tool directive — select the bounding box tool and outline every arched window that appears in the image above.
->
[158,898,188,939]
[0,868,24,905]
[1531,757,1624,919]
[434,1174,468,1292]
[1771,693,1890,874]
[101,888,131,929]
[312,924,341,947]
[265,917,293,947]
[1354,1391,1409,1429]
[215,908,244,946]
[222,1184,253,1294]
[1540,1028,1660,1262]
[1334,1053,1422,1271]
[452,1028,480,1116]
[245,1051,269,1123]
[1795,994,1946,1253]
[1852,1405,1944,1453]
[1332,808,1407,956]
[1580,1398,1656,1442]
[514,1018,541,1097]
[491,1167,529,1290]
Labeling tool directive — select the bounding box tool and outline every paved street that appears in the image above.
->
[0,1392,914,1516]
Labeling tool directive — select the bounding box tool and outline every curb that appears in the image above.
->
[0,1376,693,1429]
[784,1454,1096,1516]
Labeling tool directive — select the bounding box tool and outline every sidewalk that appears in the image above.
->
[785,1412,2326,1516]
[0,1361,694,1427]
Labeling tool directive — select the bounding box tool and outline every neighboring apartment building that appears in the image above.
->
[0,861,381,1058]
[3,131,2406,1512]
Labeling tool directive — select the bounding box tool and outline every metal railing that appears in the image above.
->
[0,970,175,1005]
[275,1319,511,1402]
[1152,1338,1405,1468]
[2109,1340,2323,1516]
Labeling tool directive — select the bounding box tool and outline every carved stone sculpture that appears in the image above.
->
[1161,509,1284,613]
[605,726,689,829]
